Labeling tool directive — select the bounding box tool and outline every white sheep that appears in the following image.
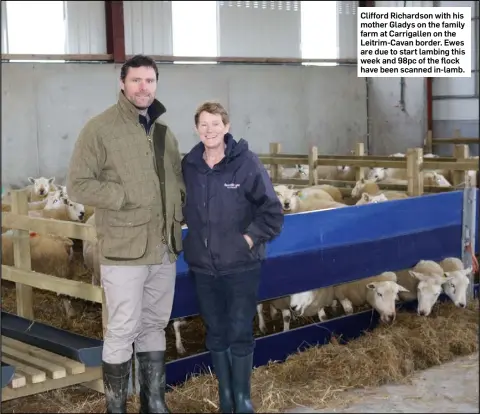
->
[367,166,407,182]
[274,184,347,213]
[256,286,336,334]
[282,164,309,180]
[299,184,343,203]
[438,257,472,308]
[1,230,76,318]
[28,190,85,222]
[396,260,453,316]
[423,171,452,187]
[367,152,410,182]
[355,192,389,205]
[335,165,357,181]
[315,165,340,180]
[333,271,409,323]
[351,178,408,200]
[27,176,59,202]
[290,286,337,322]
[256,297,293,333]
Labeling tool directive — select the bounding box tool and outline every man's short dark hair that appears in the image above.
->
[120,55,159,82]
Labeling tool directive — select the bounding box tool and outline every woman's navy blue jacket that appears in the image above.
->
[181,133,284,275]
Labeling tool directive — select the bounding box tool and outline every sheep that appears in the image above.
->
[333,271,409,323]
[256,286,336,334]
[1,230,76,318]
[27,176,59,202]
[83,214,100,286]
[299,184,343,203]
[315,165,340,180]
[28,190,85,222]
[351,178,408,200]
[335,165,357,181]
[423,171,452,187]
[396,260,455,316]
[290,286,336,322]
[355,192,389,205]
[289,196,347,214]
[274,184,338,213]
[282,164,309,180]
[256,297,293,333]
[367,152,409,182]
[438,257,472,308]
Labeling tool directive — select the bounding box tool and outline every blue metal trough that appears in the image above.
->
[2,189,478,390]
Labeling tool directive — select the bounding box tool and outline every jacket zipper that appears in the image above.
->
[205,172,215,273]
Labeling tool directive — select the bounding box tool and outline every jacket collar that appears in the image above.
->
[117,90,166,123]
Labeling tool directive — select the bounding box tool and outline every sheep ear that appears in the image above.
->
[28,177,35,184]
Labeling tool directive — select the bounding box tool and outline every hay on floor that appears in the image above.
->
[164,299,478,413]
[2,300,478,413]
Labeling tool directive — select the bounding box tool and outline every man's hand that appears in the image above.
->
[243,234,254,249]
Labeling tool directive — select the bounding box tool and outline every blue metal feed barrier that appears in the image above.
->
[2,190,478,390]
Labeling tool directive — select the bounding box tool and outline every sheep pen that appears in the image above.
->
[1,298,478,414]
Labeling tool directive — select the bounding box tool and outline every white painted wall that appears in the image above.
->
[1,62,367,187]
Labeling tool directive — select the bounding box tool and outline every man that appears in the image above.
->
[67,54,185,413]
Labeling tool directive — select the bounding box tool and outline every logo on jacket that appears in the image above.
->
[224,183,240,189]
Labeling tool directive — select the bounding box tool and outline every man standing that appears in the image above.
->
[67,55,185,413]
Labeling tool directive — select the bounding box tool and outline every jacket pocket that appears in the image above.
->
[100,208,151,260]
[171,203,184,254]
[212,232,255,271]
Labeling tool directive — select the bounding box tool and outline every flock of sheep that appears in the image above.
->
[0,149,477,356]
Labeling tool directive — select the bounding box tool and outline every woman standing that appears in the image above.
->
[181,101,284,413]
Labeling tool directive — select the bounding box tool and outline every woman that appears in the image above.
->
[181,101,284,413]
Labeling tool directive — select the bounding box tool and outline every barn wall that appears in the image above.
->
[432,0,479,156]
[366,0,434,156]
[1,62,367,187]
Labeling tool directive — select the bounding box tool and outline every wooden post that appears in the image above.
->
[355,143,366,181]
[269,143,281,183]
[11,190,34,319]
[453,144,470,187]
[406,148,424,196]
[424,130,433,154]
[308,146,318,185]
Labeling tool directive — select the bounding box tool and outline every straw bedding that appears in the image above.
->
[2,298,478,413]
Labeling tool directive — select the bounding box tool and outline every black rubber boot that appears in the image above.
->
[102,359,131,414]
[136,351,170,413]
[231,353,255,413]
[210,349,234,413]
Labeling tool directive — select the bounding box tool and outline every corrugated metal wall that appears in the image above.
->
[123,0,173,56]
[337,1,357,59]
[65,1,107,54]
[218,1,302,58]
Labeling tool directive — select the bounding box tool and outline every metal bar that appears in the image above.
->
[426,78,433,131]
[461,187,477,301]
[1,54,112,61]
[105,1,125,64]
[476,1,479,93]
[432,95,480,100]
[134,55,358,65]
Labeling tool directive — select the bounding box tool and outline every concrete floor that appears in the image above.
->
[286,353,479,413]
